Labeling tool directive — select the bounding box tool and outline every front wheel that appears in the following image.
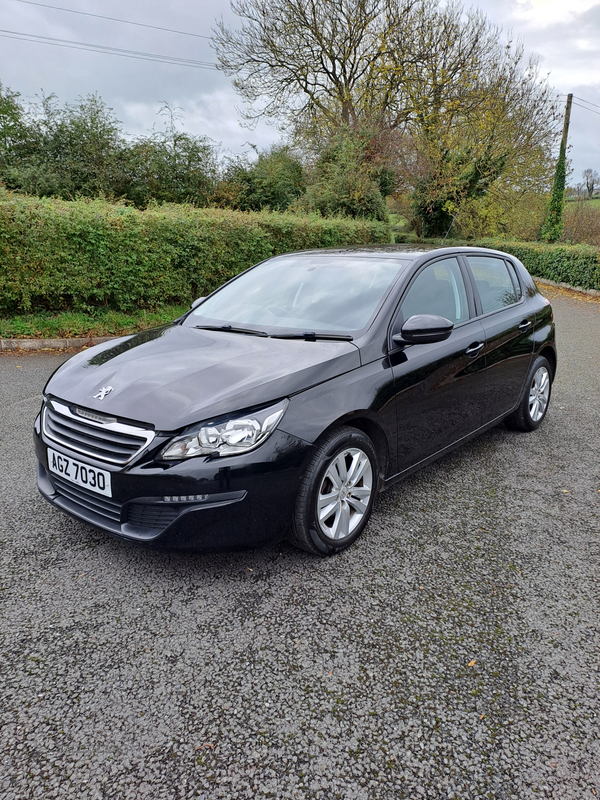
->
[289,426,378,555]
[506,355,553,431]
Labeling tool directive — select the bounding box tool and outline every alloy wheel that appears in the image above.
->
[316,447,373,541]
[529,366,550,422]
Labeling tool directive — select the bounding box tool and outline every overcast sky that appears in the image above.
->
[1,0,599,183]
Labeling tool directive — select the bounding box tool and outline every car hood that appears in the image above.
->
[45,324,360,431]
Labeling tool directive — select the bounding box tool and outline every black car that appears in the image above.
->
[34,245,556,555]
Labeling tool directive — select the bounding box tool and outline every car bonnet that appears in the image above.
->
[45,323,360,431]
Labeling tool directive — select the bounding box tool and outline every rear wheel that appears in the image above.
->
[506,355,552,431]
[289,426,378,555]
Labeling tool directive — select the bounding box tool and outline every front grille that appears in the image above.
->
[43,400,155,466]
[126,503,180,532]
[47,475,180,538]
[50,473,122,531]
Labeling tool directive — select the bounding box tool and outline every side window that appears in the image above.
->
[467,256,520,314]
[401,258,470,325]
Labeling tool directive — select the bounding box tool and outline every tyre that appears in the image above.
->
[289,426,378,555]
[506,355,552,431]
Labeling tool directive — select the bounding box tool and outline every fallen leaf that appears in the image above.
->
[468,659,477,667]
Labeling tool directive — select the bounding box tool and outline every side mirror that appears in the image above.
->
[190,297,206,310]
[393,314,454,346]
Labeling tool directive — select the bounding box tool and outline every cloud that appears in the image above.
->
[474,0,600,176]
[0,0,282,155]
[2,0,599,174]
[511,0,598,27]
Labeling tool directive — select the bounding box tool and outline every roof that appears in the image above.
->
[282,243,515,259]
[282,244,439,258]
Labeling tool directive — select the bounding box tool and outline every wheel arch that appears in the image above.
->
[311,414,391,486]
[539,345,557,379]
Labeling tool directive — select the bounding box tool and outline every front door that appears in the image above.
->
[390,257,488,474]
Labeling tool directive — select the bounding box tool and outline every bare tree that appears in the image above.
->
[214,0,559,233]
[214,0,556,146]
[582,168,600,198]
[214,0,424,132]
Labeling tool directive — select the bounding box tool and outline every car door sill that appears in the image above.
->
[382,410,514,490]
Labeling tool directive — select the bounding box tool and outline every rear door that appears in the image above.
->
[462,254,535,423]
[390,256,487,474]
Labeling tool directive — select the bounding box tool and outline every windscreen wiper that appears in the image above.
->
[270,332,354,341]
[194,324,269,337]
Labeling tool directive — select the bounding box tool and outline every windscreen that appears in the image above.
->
[186,255,410,333]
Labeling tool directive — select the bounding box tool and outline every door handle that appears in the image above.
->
[519,319,532,331]
[465,341,484,356]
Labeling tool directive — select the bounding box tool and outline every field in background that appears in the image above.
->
[564,200,600,247]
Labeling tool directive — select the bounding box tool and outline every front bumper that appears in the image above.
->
[34,414,311,550]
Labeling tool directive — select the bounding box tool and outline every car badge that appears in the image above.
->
[93,386,114,401]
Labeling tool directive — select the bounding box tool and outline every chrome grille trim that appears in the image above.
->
[42,399,155,466]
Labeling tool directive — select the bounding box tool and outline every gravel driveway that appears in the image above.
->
[1,285,598,800]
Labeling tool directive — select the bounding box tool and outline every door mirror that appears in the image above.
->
[190,297,206,310]
[393,314,454,345]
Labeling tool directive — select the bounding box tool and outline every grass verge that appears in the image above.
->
[0,305,188,339]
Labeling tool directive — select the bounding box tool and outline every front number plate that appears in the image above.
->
[47,448,112,497]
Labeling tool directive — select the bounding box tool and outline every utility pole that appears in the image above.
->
[561,93,573,154]
[541,93,572,242]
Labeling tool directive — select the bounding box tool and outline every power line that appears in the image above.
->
[12,0,213,40]
[559,94,600,112]
[0,29,216,66]
[571,101,600,117]
[0,29,219,69]
[573,95,600,111]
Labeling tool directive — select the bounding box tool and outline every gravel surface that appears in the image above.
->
[1,286,598,799]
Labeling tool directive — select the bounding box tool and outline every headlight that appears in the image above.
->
[160,399,289,460]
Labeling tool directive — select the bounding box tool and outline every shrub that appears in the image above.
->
[296,131,389,222]
[453,192,547,241]
[0,190,390,314]
[213,146,305,213]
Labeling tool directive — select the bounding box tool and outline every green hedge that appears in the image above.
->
[397,234,600,291]
[0,191,391,314]
[463,239,600,291]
